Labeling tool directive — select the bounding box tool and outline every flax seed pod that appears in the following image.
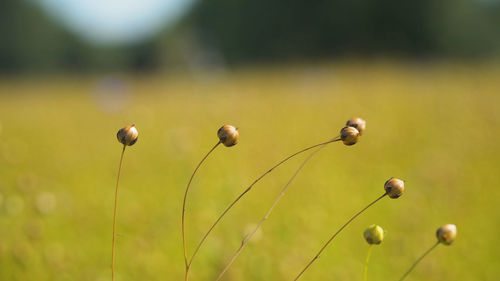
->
[217,125,239,147]
[340,126,360,146]
[436,224,457,245]
[117,125,138,146]
[364,224,384,245]
[346,117,366,135]
[384,178,405,199]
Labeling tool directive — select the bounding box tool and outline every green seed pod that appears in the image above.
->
[218,125,239,147]
[384,178,404,199]
[436,224,457,245]
[340,126,360,146]
[117,125,138,146]
[364,224,384,245]
[346,117,366,135]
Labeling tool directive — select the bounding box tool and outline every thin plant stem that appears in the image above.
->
[363,245,373,281]
[398,241,440,281]
[294,192,388,281]
[111,145,126,281]
[187,137,340,275]
[214,142,332,281]
[183,141,221,281]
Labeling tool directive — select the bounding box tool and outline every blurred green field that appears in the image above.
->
[0,61,499,281]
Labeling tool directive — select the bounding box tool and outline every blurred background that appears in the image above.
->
[1,0,500,280]
[2,0,500,73]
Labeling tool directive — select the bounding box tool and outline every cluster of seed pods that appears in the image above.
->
[109,118,456,281]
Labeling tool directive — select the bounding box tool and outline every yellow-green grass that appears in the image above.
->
[0,61,499,280]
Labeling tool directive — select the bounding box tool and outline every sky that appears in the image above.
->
[36,0,195,45]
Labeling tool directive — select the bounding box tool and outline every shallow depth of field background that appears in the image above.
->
[1,1,500,281]
[1,63,500,280]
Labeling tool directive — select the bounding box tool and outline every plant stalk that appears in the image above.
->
[111,145,126,281]
[183,141,221,281]
[398,241,440,281]
[363,245,373,281]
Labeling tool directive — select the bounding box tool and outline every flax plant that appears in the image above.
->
[363,224,384,281]
[293,178,405,280]
[182,125,239,281]
[111,125,138,281]
[398,224,457,281]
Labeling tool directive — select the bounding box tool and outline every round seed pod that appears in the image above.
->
[217,125,239,147]
[117,125,138,146]
[364,224,384,245]
[346,117,366,135]
[340,126,360,146]
[384,178,404,199]
[436,224,457,245]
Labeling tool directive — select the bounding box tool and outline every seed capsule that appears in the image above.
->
[117,125,138,146]
[217,125,239,147]
[436,224,457,245]
[364,224,384,245]
[340,126,360,146]
[346,117,366,135]
[384,178,404,199]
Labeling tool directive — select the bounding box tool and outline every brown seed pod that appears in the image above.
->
[436,224,457,245]
[346,117,366,135]
[340,126,360,146]
[384,178,404,199]
[217,125,239,147]
[117,125,138,146]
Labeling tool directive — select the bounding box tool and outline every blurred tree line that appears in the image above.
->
[1,0,500,73]
[0,0,159,73]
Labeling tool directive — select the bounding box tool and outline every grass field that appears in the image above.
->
[0,61,499,281]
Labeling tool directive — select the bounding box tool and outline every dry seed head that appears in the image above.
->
[346,117,366,135]
[384,177,405,199]
[340,126,360,146]
[436,224,457,245]
[217,125,239,147]
[364,224,384,245]
[117,125,138,146]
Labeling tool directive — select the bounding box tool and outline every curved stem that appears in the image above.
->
[363,245,373,281]
[398,242,440,281]
[188,137,340,274]
[214,143,330,281]
[111,145,126,281]
[294,192,388,281]
[183,141,221,281]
